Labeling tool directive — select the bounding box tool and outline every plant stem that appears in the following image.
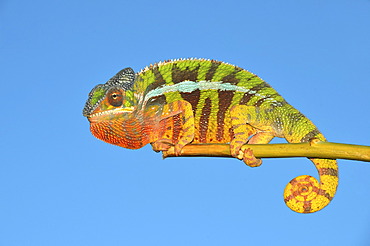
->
[162,141,370,162]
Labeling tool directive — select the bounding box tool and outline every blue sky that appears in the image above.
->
[1,0,370,245]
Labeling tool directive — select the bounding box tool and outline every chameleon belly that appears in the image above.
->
[83,58,338,213]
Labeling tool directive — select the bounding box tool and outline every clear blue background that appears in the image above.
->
[1,0,370,245]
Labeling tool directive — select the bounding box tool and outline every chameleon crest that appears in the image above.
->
[83,58,338,213]
[82,67,136,117]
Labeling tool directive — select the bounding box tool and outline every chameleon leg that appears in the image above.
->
[230,105,275,167]
[150,117,174,152]
[229,105,256,157]
[152,100,195,155]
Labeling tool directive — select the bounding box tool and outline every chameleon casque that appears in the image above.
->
[83,58,338,213]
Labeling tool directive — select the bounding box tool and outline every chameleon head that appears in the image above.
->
[82,67,137,123]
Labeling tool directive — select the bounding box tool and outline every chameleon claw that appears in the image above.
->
[242,147,262,167]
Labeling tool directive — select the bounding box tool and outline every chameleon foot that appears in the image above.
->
[240,147,262,167]
[174,143,185,156]
[151,139,185,156]
[151,139,174,152]
[230,140,247,157]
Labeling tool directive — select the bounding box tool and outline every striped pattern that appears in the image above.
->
[137,59,285,144]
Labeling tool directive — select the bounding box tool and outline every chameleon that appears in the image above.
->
[82,58,338,213]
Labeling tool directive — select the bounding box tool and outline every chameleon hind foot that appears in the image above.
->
[238,131,275,167]
[239,147,262,167]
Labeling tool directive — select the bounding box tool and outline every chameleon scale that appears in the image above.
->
[83,58,338,213]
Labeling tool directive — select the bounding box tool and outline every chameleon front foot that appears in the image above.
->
[151,139,174,152]
[151,139,187,156]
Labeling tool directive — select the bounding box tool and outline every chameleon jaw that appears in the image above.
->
[87,107,134,123]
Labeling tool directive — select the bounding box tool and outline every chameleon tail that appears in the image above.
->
[283,158,338,213]
[282,114,339,213]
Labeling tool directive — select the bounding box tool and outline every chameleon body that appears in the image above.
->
[83,58,338,213]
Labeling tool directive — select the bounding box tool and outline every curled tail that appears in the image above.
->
[284,158,338,213]
[282,116,339,213]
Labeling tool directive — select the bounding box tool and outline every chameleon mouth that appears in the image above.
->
[87,107,134,122]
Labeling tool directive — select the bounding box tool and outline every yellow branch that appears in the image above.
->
[162,141,370,162]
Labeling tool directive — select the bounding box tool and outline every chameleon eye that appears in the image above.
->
[107,88,123,107]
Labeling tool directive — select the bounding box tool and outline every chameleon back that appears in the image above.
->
[135,59,287,144]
